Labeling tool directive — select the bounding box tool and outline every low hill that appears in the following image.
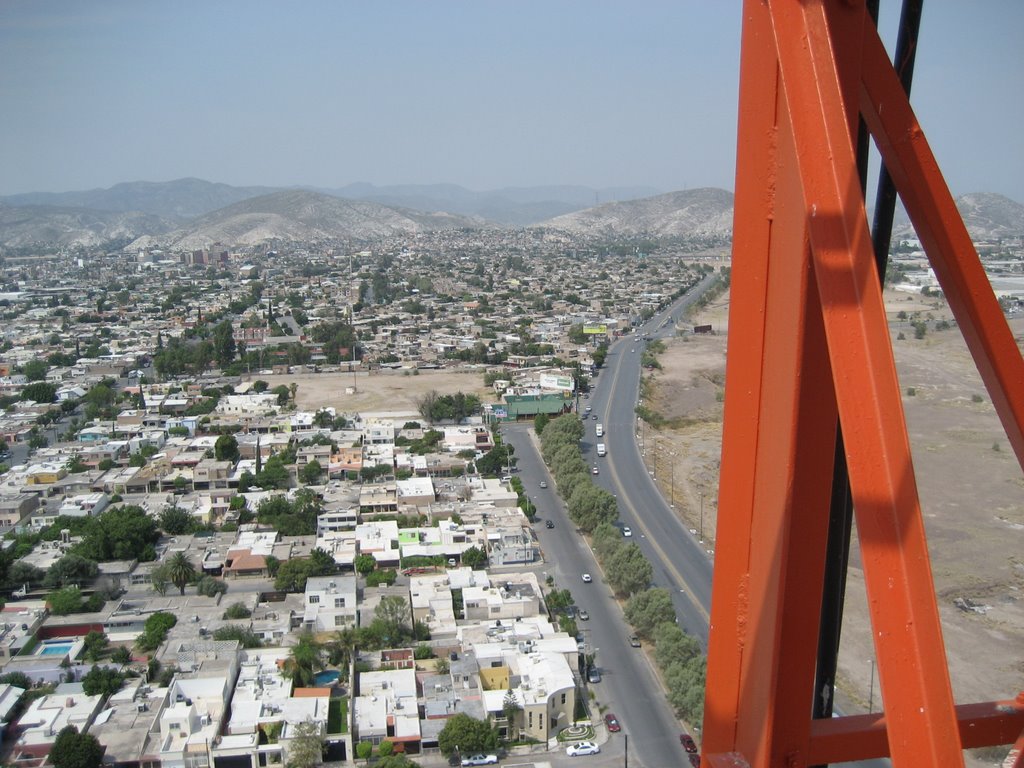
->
[131,189,487,250]
[536,188,734,238]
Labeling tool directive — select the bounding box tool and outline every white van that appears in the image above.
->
[596,423,604,437]
[596,443,607,457]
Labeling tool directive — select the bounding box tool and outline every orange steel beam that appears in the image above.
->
[704,0,840,763]
[704,1,1024,767]
[857,21,1024,470]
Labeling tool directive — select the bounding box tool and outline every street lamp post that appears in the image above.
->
[868,658,876,713]
[699,492,704,542]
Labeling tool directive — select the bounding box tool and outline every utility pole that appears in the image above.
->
[699,492,704,543]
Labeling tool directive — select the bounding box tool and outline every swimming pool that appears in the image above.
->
[35,638,80,658]
[313,670,340,686]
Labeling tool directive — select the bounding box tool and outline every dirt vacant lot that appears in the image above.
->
[645,290,1023,765]
[260,368,492,419]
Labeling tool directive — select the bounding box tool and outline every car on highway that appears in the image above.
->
[578,609,589,621]
[591,466,599,475]
[539,480,547,488]
[604,713,621,732]
[460,755,498,766]
[629,634,641,647]
[582,573,593,583]
[591,413,598,420]
[566,742,600,757]
[545,519,554,529]
[622,526,632,537]
[680,733,698,753]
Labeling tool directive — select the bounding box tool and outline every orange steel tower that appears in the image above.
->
[702,2,1024,767]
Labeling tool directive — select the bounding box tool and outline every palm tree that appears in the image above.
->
[167,552,196,596]
[284,631,323,688]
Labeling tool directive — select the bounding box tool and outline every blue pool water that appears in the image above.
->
[313,670,339,686]
[39,642,74,656]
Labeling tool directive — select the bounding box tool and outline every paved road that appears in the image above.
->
[500,284,715,768]
[504,421,685,768]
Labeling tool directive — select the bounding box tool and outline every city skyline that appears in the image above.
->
[1,2,1022,202]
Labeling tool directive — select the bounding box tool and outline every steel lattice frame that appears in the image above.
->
[702,2,1024,766]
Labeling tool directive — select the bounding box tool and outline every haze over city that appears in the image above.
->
[1,1,1022,201]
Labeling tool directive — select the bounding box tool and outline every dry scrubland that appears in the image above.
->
[646,290,1023,765]
[263,305,1022,763]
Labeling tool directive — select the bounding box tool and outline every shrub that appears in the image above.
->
[223,602,252,620]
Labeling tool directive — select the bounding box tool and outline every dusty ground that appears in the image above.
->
[644,289,1024,766]
[259,368,493,418]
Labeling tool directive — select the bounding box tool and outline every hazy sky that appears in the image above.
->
[1,1,1022,201]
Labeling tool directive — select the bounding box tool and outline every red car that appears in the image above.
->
[680,733,698,753]
[604,713,621,733]
[688,755,701,767]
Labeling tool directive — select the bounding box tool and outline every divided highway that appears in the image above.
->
[500,282,716,768]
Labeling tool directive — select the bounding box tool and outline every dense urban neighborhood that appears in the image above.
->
[0,226,728,768]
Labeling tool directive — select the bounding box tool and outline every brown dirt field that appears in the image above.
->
[646,288,1024,765]
[259,368,493,417]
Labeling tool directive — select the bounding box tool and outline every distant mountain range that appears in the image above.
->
[537,188,735,238]
[0,178,1020,251]
[127,190,486,251]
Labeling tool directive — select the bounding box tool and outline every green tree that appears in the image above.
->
[591,522,623,562]
[224,602,252,619]
[78,505,160,562]
[285,718,324,768]
[22,359,48,381]
[158,504,196,535]
[533,412,549,435]
[196,575,228,597]
[354,553,376,575]
[374,596,410,645]
[567,483,618,532]
[149,563,170,596]
[437,713,499,758]
[299,459,323,485]
[110,646,132,665]
[625,588,678,639]
[167,552,196,595]
[44,554,99,589]
[284,632,323,688]
[82,631,108,662]
[275,558,314,592]
[461,546,487,570]
[49,726,104,768]
[81,664,125,697]
[654,622,701,670]
[48,586,87,615]
[606,543,653,596]
[136,611,176,652]
[215,433,240,462]
[502,688,522,741]
[21,381,57,403]
[213,319,237,366]
[665,655,706,725]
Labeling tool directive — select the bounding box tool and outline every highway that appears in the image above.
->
[500,280,716,768]
[504,275,888,768]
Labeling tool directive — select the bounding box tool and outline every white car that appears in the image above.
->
[461,755,498,766]
[566,741,601,757]
[622,526,632,537]
[582,573,593,583]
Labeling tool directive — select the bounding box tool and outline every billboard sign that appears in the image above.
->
[540,373,575,392]
[583,324,608,335]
